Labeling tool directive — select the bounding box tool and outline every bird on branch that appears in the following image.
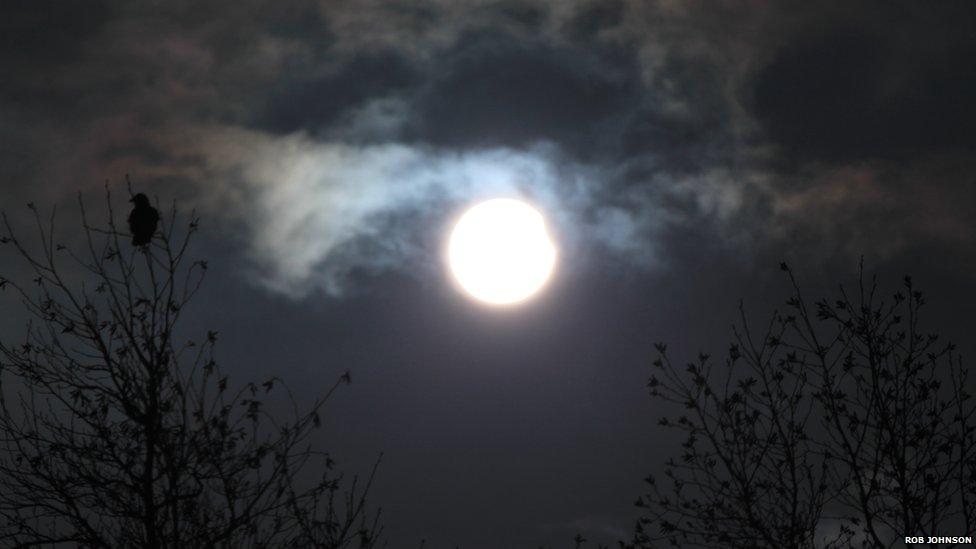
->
[128,193,159,247]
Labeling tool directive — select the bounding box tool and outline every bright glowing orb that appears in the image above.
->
[448,198,557,305]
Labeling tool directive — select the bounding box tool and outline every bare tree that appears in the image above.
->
[0,189,382,548]
[628,263,975,548]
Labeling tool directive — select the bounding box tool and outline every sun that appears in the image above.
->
[447,198,557,305]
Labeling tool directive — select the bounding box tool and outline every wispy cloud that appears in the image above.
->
[4,0,973,298]
[160,126,704,297]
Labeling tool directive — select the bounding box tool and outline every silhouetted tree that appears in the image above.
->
[628,263,975,548]
[0,189,381,547]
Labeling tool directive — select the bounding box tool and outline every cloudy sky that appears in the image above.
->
[3,1,976,546]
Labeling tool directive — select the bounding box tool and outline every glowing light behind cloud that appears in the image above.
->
[157,125,750,299]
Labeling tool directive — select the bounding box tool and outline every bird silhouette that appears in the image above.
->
[128,193,159,247]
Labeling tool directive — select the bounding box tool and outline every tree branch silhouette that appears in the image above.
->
[0,187,381,548]
[628,263,975,548]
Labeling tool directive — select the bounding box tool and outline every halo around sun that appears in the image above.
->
[447,198,557,305]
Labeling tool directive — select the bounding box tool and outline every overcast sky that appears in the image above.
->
[3,1,976,546]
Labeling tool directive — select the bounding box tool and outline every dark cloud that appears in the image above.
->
[618,58,733,172]
[1,0,111,67]
[0,1,115,118]
[256,51,418,135]
[409,30,639,156]
[490,0,548,29]
[752,29,884,162]
[751,12,976,163]
[1,1,972,286]
[563,0,625,41]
